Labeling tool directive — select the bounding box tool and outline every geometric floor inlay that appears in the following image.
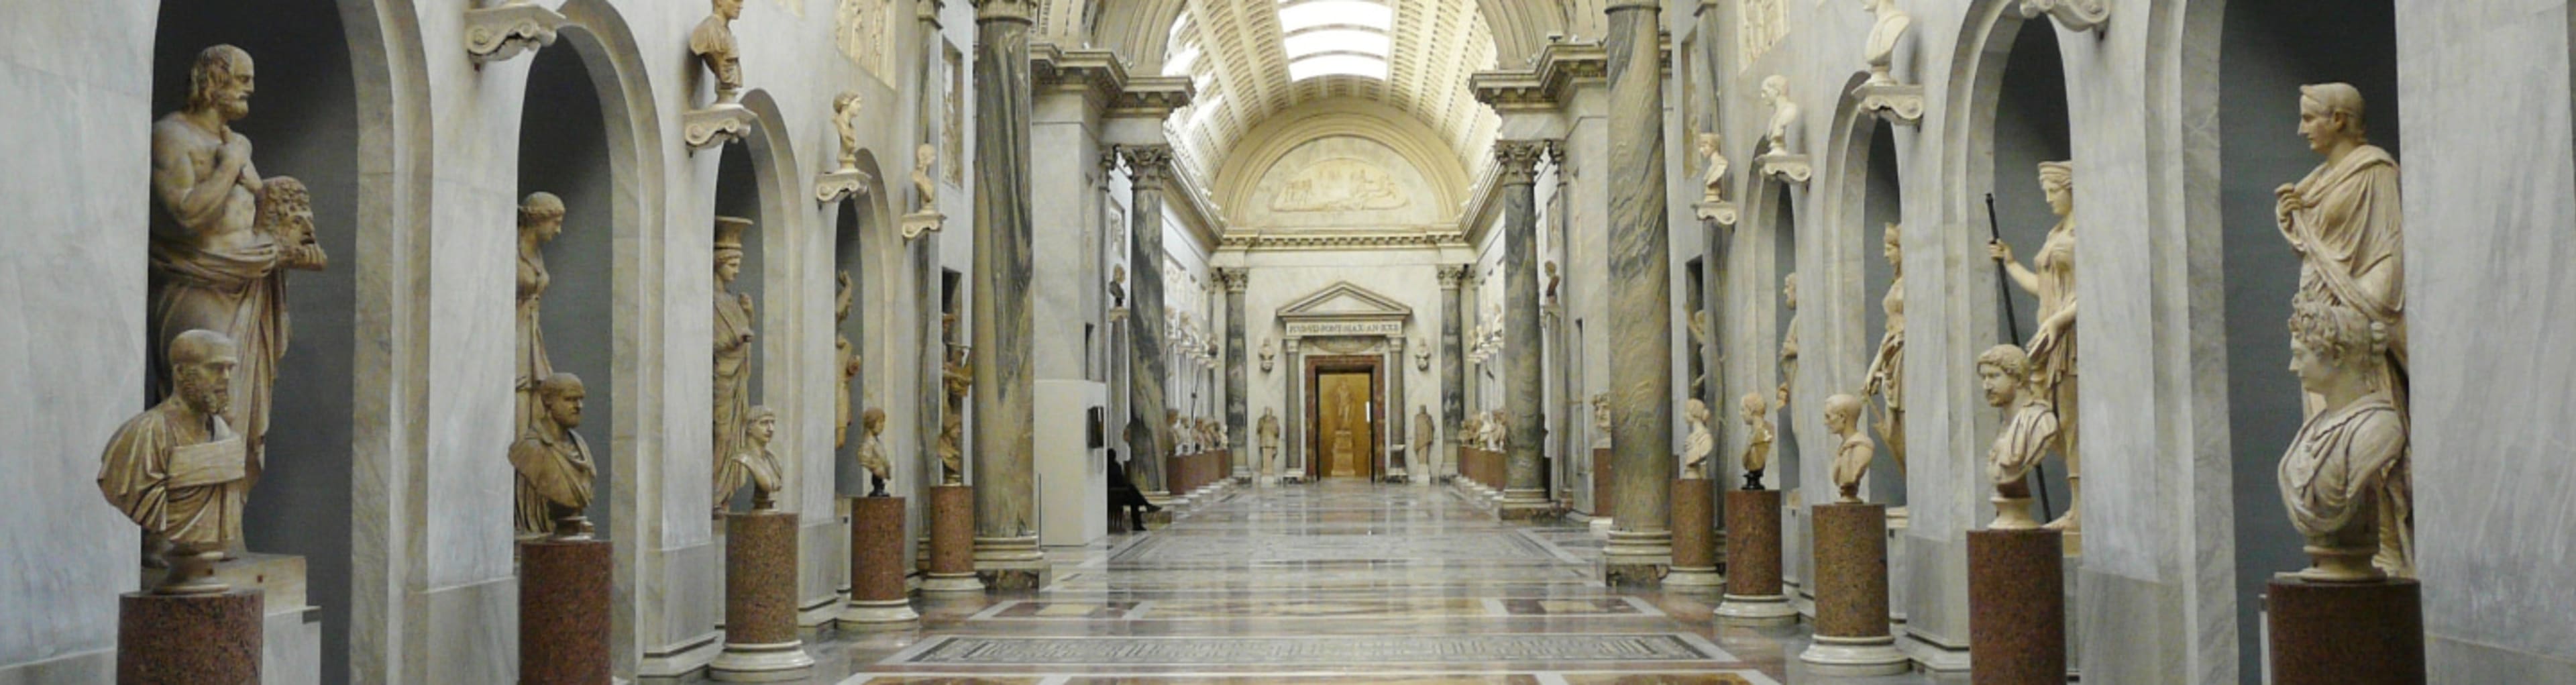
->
[885,633,1729,666]
[1110,531,1558,564]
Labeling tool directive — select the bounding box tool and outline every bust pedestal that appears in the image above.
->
[2266,577,2424,685]
[519,537,612,684]
[119,589,262,684]
[840,496,918,629]
[1799,502,1907,676]
[1588,450,1615,533]
[921,485,982,594]
[1666,478,1721,589]
[1968,528,2065,684]
[1717,488,1796,624]
[708,511,812,682]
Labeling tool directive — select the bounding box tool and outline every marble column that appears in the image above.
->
[1124,145,1175,496]
[1220,268,1250,477]
[1496,140,1553,517]
[1438,266,1468,479]
[1282,339,1304,480]
[1387,336,1407,478]
[968,0,1042,589]
[1601,0,1674,585]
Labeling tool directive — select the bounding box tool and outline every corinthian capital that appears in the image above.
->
[1494,140,1548,185]
[1437,264,1472,288]
[1121,144,1175,186]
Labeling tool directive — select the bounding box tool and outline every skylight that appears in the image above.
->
[1287,53,1387,81]
[1278,0,1390,82]
[1277,0,1392,32]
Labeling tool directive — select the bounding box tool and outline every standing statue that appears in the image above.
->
[1862,225,1907,475]
[515,193,566,436]
[511,372,597,538]
[2277,298,2409,580]
[912,143,940,212]
[1824,393,1872,503]
[1739,392,1774,490]
[1544,261,1561,305]
[2275,83,2408,575]
[835,271,859,448]
[1759,76,1801,156]
[1109,264,1127,309]
[1484,411,1509,451]
[150,46,329,549]
[1590,394,1611,449]
[1978,344,2058,530]
[1696,131,1730,204]
[1680,399,1715,480]
[856,408,890,496]
[710,217,757,513]
[831,92,863,169]
[1860,0,1913,86]
[1778,273,1801,410]
[1412,405,1435,478]
[690,0,746,102]
[1989,160,2082,531]
[101,331,248,592]
[724,406,786,511]
[938,344,970,484]
[1462,413,1485,453]
[1257,409,1283,478]
[1688,309,1713,396]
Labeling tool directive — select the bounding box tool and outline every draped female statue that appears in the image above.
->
[1989,161,2082,531]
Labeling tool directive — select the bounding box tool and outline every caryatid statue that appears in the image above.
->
[937,343,970,484]
[1738,392,1774,490]
[510,372,597,539]
[1862,225,1907,476]
[1778,273,1801,410]
[1759,76,1801,156]
[832,92,863,169]
[857,407,891,496]
[101,330,248,593]
[517,193,566,439]
[1977,345,2057,530]
[1990,160,2082,531]
[711,217,757,513]
[690,0,746,102]
[1860,0,1913,86]
[723,406,786,511]
[151,45,329,549]
[835,271,859,449]
[1824,393,1872,503]
[1257,409,1283,478]
[1696,131,1730,204]
[1680,399,1715,480]
[1412,405,1435,477]
[2277,298,2410,580]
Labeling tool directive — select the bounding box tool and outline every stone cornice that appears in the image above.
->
[1111,76,1194,119]
[1469,38,1669,112]
[1219,231,1466,252]
[971,0,1033,23]
[1032,44,1195,121]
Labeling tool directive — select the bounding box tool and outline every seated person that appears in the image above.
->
[1106,448,1161,531]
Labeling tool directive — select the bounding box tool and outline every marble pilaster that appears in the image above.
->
[1600,0,1674,584]
[1496,140,1552,518]
[1438,266,1469,480]
[1220,268,1250,476]
[968,0,1043,588]
[1124,145,1176,495]
[1387,337,1408,479]
[1282,339,1304,480]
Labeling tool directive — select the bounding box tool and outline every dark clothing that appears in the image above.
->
[1108,460,1159,530]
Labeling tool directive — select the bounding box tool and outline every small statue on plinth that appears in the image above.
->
[1258,409,1283,477]
[1680,399,1715,480]
[832,92,863,170]
[857,408,890,496]
[689,0,746,102]
[1978,344,2057,530]
[1825,393,1872,503]
[1739,392,1774,490]
[511,372,598,538]
[101,330,249,594]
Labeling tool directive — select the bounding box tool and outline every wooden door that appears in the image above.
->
[1317,371,1375,478]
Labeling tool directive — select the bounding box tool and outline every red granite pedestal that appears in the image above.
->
[519,537,610,684]
[1717,488,1794,623]
[119,589,262,684]
[1589,450,1615,529]
[709,510,812,682]
[922,484,981,593]
[1799,502,1906,676]
[1969,528,2065,685]
[841,496,918,630]
[1667,478,1721,589]
[2267,577,2424,685]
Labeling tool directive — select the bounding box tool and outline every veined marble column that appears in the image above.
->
[1123,145,1175,496]
[1601,0,1674,585]
[1220,268,1250,476]
[1281,339,1303,480]
[969,0,1042,589]
[1437,266,1468,479]
[1497,140,1553,518]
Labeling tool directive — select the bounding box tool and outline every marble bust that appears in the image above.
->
[510,372,596,539]
[1695,131,1729,204]
[912,143,939,212]
[1860,0,1913,86]
[857,407,890,496]
[1824,393,1872,503]
[1862,225,1907,475]
[1258,337,1276,373]
[1738,392,1774,490]
[1258,409,1282,477]
[832,91,863,168]
[1990,160,2084,531]
[1590,394,1611,449]
[1680,399,1715,480]
[1978,344,2057,530]
[726,406,786,511]
[100,330,247,593]
[690,0,746,102]
[1758,75,1800,156]
[1544,261,1560,305]
[1110,264,1127,309]
[2278,297,2409,581]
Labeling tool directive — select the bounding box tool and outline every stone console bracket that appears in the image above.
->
[684,104,757,152]
[814,168,871,205]
[1852,83,1926,126]
[464,1,567,66]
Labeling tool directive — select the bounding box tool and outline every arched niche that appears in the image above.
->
[703,89,805,514]
[2212,1,2399,682]
[1819,71,1911,509]
[829,150,893,498]
[515,28,620,542]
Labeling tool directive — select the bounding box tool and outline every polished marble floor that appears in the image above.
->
[674,480,1960,684]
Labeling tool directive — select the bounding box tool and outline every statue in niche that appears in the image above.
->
[1110,264,1128,309]
[690,0,746,102]
[1171,409,1196,455]
[2277,297,2409,581]
[149,46,329,549]
[1590,393,1611,449]
[1696,131,1730,204]
[1978,344,2057,530]
[710,217,757,514]
[938,343,970,484]
[1739,391,1774,490]
[101,330,248,592]
[1758,75,1801,156]
[1680,399,1715,480]
[857,407,890,496]
[1824,393,1872,503]
[1544,261,1560,305]
[1258,409,1282,478]
[1778,272,1801,411]
[912,144,939,213]
[724,406,786,511]
[836,271,860,449]
[832,92,863,169]
[1861,225,1907,476]
[2275,83,2408,574]
[1989,160,2082,531]
[1258,337,1276,373]
[1412,406,1435,475]
[1860,0,1913,87]
[511,372,598,539]
[1688,309,1713,396]
[515,193,566,437]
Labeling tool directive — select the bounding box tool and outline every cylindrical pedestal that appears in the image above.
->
[709,511,813,681]
[2267,578,2424,685]
[1969,528,2065,685]
[841,496,918,629]
[1799,502,1906,676]
[922,485,982,593]
[119,589,262,684]
[519,537,611,684]
[1717,489,1794,623]
[1166,454,1188,497]
[1589,450,1615,531]
[1667,478,1721,589]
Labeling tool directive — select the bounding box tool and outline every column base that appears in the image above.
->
[1716,594,1800,625]
[973,535,1048,591]
[1666,567,1723,589]
[1602,530,1673,588]
[1969,528,2065,685]
[1589,517,1615,533]
[920,572,985,594]
[706,641,815,682]
[837,598,919,629]
[520,537,612,684]
[119,589,262,684]
[1497,488,1554,520]
[1798,634,1909,677]
[2266,577,2424,685]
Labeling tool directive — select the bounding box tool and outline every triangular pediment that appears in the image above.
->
[1277,281,1412,321]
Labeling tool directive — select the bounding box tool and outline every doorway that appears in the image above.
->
[1305,356,1383,480]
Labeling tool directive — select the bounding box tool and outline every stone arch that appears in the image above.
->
[1815,70,1909,505]
[1210,100,1474,229]
[706,87,812,515]
[828,148,896,498]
